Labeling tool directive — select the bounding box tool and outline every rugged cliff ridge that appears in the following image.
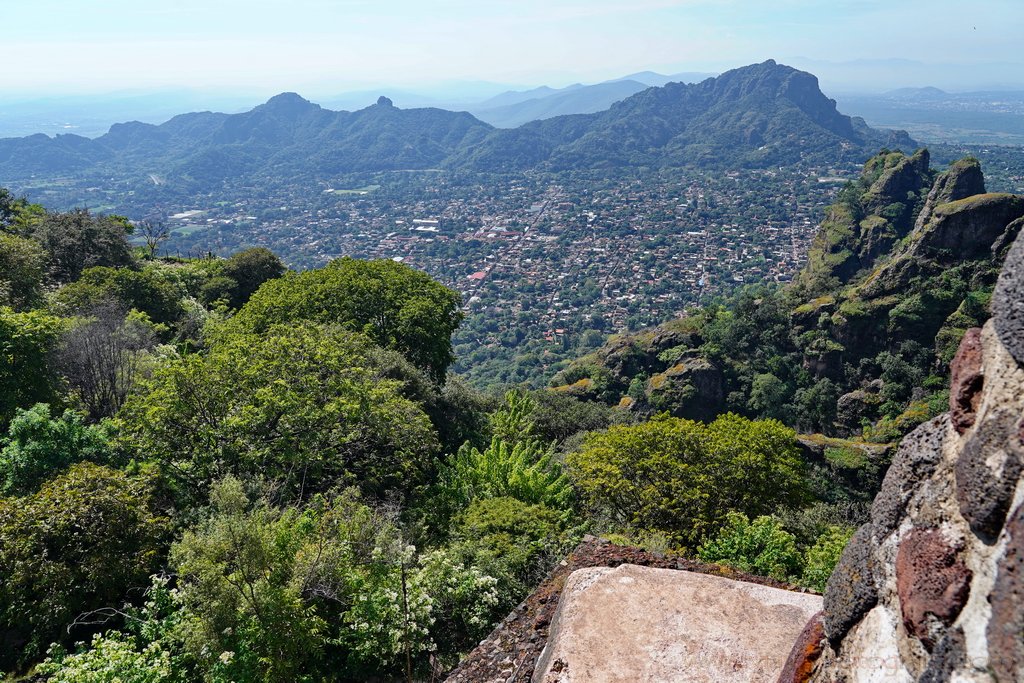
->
[781,232,1024,681]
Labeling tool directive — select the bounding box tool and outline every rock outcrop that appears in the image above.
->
[784,232,1024,682]
[444,538,803,683]
[532,564,821,683]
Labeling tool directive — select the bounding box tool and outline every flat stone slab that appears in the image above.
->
[533,563,822,683]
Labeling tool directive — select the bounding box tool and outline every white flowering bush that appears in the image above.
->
[414,548,501,657]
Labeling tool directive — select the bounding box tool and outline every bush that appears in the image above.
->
[0,308,65,429]
[117,325,438,502]
[170,479,434,682]
[697,513,801,581]
[53,266,183,327]
[0,403,113,496]
[801,525,855,592]
[448,497,570,610]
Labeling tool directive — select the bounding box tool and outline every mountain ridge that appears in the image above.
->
[0,61,914,184]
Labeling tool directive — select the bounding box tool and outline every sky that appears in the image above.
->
[3,0,1023,97]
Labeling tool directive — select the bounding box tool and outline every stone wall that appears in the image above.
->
[783,234,1024,681]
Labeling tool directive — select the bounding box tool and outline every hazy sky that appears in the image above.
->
[4,0,1022,95]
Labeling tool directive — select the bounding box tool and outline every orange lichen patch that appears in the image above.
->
[778,612,826,683]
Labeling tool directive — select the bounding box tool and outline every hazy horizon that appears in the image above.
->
[3,0,1023,99]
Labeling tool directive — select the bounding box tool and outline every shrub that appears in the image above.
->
[697,513,802,581]
[0,403,113,496]
[801,525,855,592]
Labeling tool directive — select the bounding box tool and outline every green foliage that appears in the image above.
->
[170,479,435,682]
[40,628,177,683]
[54,266,183,327]
[697,513,852,590]
[568,413,808,548]
[118,325,438,502]
[233,257,463,381]
[529,390,618,444]
[446,496,570,611]
[748,372,789,420]
[824,445,868,469]
[0,463,168,669]
[220,246,285,308]
[0,232,46,310]
[697,513,802,581]
[0,308,65,429]
[0,403,113,496]
[437,436,572,514]
[801,525,855,592]
[37,575,192,683]
[29,209,136,283]
[413,548,501,661]
[488,389,537,444]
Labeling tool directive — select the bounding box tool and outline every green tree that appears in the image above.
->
[233,258,463,382]
[117,325,438,502]
[0,463,169,670]
[221,246,285,308]
[30,209,136,283]
[488,389,537,445]
[0,403,113,496]
[436,436,572,515]
[0,308,65,429]
[53,266,183,327]
[0,232,46,310]
[568,413,808,548]
[529,390,616,444]
[748,372,789,420]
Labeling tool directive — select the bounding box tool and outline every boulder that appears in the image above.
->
[532,564,820,683]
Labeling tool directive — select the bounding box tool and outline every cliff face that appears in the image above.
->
[782,232,1024,682]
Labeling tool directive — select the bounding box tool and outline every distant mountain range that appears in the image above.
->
[468,71,716,128]
[0,61,914,186]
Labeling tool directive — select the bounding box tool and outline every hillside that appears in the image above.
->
[0,61,912,188]
[552,149,1023,444]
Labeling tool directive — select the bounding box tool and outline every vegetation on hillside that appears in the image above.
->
[0,150,1015,680]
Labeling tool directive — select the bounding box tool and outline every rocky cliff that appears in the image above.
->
[781,231,1024,681]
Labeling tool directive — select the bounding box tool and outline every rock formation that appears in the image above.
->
[532,564,821,683]
[781,232,1024,682]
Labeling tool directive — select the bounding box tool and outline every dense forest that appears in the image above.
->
[1,145,1020,681]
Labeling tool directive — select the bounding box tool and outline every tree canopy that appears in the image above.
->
[117,324,439,502]
[232,257,463,382]
[568,413,808,548]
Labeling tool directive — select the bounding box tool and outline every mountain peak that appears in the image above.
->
[377,95,394,107]
[261,92,318,114]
